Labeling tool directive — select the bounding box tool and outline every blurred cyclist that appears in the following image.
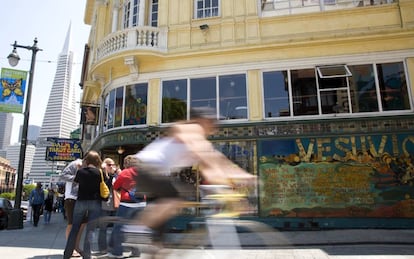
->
[127,107,255,235]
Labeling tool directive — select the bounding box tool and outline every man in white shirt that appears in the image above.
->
[60,159,85,257]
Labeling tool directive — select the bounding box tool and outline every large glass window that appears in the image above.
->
[195,0,219,19]
[291,69,318,116]
[263,71,290,118]
[219,74,247,120]
[162,79,187,123]
[106,90,116,129]
[190,77,217,110]
[318,75,350,114]
[265,61,410,119]
[377,62,410,111]
[348,64,379,113]
[114,87,124,127]
[124,83,148,126]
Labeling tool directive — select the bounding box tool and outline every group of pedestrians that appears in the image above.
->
[28,182,57,227]
[61,153,143,258]
[59,106,255,259]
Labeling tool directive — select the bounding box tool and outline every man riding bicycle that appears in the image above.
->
[128,107,255,236]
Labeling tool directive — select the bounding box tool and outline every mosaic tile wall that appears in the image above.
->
[91,115,414,150]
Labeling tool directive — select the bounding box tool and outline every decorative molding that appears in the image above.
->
[124,56,139,80]
[92,73,106,86]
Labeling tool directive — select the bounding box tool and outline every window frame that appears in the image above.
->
[123,0,140,29]
[316,65,352,78]
[149,0,158,27]
[262,60,411,120]
[194,0,220,19]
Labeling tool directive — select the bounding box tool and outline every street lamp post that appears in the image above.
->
[7,38,42,210]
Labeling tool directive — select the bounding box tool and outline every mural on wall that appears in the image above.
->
[259,134,414,218]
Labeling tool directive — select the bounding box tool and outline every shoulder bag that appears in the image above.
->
[100,169,110,199]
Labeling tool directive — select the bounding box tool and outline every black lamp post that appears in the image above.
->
[7,38,42,210]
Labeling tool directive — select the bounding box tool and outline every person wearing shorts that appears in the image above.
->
[60,159,85,257]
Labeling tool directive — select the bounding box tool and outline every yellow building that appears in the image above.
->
[0,157,16,194]
[80,0,414,228]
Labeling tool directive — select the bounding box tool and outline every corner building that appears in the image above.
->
[81,0,414,229]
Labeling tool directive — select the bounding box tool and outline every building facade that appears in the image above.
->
[0,157,16,194]
[0,113,13,157]
[80,0,414,228]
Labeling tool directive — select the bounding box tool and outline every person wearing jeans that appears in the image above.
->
[43,188,54,224]
[63,151,105,259]
[109,155,145,258]
[29,182,45,227]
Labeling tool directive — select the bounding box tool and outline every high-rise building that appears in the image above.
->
[19,125,41,145]
[29,24,78,184]
[6,144,35,183]
[0,113,13,150]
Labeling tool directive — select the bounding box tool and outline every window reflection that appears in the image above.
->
[348,64,379,112]
[114,87,124,127]
[263,71,290,118]
[318,77,349,114]
[124,83,148,126]
[107,90,115,129]
[190,77,217,111]
[219,74,248,120]
[291,69,318,116]
[377,62,410,111]
[162,79,187,123]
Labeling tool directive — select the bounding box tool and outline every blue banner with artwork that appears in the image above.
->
[0,68,28,113]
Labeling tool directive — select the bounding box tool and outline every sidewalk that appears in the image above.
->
[1,213,414,259]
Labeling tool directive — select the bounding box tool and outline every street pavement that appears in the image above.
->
[1,213,414,258]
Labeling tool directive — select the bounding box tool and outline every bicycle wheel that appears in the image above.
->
[164,218,278,249]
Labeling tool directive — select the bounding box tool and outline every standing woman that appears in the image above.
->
[98,158,119,254]
[43,187,54,224]
[63,151,104,259]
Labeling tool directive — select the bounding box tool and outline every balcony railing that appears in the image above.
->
[95,26,167,62]
[261,0,396,17]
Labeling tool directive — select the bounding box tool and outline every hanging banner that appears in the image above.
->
[80,105,99,125]
[45,138,83,161]
[0,68,28,113]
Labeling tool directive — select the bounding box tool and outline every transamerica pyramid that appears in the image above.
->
[29,23,78,186]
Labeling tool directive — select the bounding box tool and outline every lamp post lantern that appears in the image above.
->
[7,38,42,211]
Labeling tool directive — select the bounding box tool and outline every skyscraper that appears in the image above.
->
[0,113,13,150]
[29,24,78,184]
[6,144,35,182]
[19,125,41,145]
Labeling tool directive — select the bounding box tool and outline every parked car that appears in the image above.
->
[0,198,14,230]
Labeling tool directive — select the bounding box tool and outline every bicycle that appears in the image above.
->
[121,184,278,258]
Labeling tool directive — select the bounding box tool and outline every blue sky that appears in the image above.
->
[0,0,90,144]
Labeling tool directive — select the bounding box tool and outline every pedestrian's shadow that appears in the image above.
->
[26,254,62,259]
